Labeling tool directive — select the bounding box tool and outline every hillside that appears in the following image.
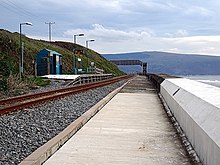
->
[0,29,123,77]
[103,51,220,75]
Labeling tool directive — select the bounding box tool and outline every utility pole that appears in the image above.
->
[45,22,55,42]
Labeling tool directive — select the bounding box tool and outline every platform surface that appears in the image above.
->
[41,74,80,80]
[44,76,191,165]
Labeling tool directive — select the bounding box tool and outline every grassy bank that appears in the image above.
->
[0,29,124,97]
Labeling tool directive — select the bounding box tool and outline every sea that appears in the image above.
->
[184,75,220,88]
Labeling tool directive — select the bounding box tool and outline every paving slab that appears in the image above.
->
[44,76,191,165]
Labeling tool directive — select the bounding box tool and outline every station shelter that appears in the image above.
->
[36,48,62,76]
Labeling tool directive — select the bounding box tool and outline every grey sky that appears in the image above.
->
[1,0,220,55]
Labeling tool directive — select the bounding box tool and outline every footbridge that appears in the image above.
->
[110,60,147,75]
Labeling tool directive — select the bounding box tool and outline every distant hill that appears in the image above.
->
[102,51,220,75]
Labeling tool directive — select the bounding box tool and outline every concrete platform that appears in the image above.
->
[41,74,80,80]
[44,76,190,165]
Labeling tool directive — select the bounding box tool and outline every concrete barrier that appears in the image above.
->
[160,78,220,165]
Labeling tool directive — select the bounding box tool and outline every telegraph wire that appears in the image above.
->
[0,1,30,19]
[2,0,34,18]
[6,0,39,18]
[0,0,45,22]
[0,0,69,41]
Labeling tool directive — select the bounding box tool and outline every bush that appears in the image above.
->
[0,75,51,98]
[28,76,51,87]
[0,77,8,91]
[6,74,28,96]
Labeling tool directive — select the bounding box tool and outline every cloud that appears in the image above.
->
[64,24,153,42]
[184,6,213,17]
[61,24,220,55]
[119,1,179,13]
[165,29,189,38]
[156,35,220,55]
[3,0,220,56]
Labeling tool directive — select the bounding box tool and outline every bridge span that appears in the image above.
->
[110,60,147,74]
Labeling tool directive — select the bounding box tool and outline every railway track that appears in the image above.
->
[0,75,132,116]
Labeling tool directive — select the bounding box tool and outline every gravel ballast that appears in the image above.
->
[0,80,126,165]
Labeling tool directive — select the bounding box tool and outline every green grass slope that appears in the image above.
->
[0,29,124,77]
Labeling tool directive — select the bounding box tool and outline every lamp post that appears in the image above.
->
[20,22,32,79]
[73,33,84,44]
[73,49,77,75]
[85,39,95,73]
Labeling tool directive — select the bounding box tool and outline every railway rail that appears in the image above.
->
[0,75,132,116]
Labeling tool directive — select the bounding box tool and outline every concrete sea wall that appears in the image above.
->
[160,78,220,165]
